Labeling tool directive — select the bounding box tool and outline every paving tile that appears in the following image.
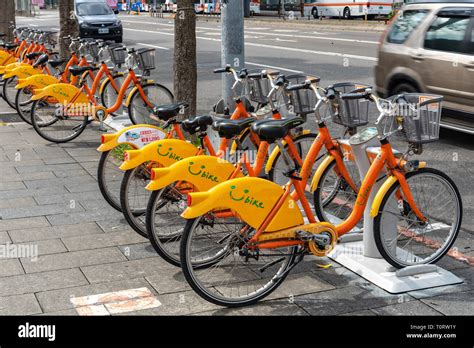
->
[311,266,369,288]
[95,219,134,233]
[0,216,50,232]
[42,157,76,165]
[420,290,474,315]
[13,239,67,257]
[118,243,158,260]
[1,172,55,182]
[8,222,104,243]
[15,163,83,174]
[37,309,79,316]
[62,230,146,251]
[196,300,309,316]
[81,257,176,284]
[34,191,104,205]
[0,293,42,315]
[116,290,219,316]
[0,181,26,191]
[0,197,37,209]
[146,269,190,295]
[21,247,127,274]
[36,278,155,313]
[0,259,25,277]
[46,209,124,225]
[370,300,442,316]
[294,283,413,316]
[0,186,69,200]
[65,182,101,193]
[23,175,95,190]
[340,309,376,316]
[53,168,92,178]
[0,231,11,244]
[0,202,84,219]
[0,268,88,297]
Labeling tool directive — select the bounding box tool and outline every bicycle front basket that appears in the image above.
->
[396,93,443,144]
[285,74,320,117]
[330,82,372,127]
[137,48,156,71]
[110,47,127,66]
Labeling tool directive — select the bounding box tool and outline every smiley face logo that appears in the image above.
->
[229,185,249,202]
[157,144,172,157]
[188,161,206,176]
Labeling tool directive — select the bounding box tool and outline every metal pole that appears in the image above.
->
[221,0,244,111]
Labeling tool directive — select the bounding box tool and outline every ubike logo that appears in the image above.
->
[157,144,183,161]
[187,162,219,183]
[52,85,70,99]
[229,185,264,209]
[356,184,372,206]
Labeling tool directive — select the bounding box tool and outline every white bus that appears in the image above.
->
[303,0,394,19]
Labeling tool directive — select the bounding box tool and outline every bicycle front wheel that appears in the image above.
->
[374,168,462,269]
[30,98,88,143]
[180,215,298,307]
[3,76,18,109]
[127,83,174,125]
[100,74,127,116]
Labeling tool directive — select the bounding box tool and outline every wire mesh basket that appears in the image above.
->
[329,82,372,127]
[246,70,279,104]
[284,74,320,117]
[110,47,127,66]
[136,48,156,71]
[381,94,443,144]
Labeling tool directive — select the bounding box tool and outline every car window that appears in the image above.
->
[424,15,469,54]
[387,10,429,44]
[77,3,113,16]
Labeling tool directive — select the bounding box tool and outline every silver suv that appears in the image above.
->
[375,0,474,134]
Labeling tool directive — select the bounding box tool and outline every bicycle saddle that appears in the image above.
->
[251,117,305,143]
[48,58,66,68]
[212,118,256,139]
[153,102,189,121]
[4,43,19,50]
[26,51,43,60]
[182,115,213,135]
[32,53,49,68]
[68,65,97,76]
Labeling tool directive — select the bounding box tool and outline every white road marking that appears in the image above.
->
[124,28,377,62]
[137,42,170,50]
[122,19,378,44]
[274,29,299,32]
[246,62,304,74]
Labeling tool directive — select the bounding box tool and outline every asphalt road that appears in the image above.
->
[15,12,474,238]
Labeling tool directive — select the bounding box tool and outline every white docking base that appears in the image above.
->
[328,240,463,294]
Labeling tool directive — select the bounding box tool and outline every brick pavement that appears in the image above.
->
[0,122,472,316]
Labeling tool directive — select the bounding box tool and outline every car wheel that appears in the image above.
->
[312,7,318,19]
[115,37,123,43]
[343,7,351,19]
[391,82,419,95]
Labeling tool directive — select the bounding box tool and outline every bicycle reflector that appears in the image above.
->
[150,169,156,181]
[187,194,192,207]
[101,134,105,144]
[123,151,130,162]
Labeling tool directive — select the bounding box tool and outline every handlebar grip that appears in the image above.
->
[286,82,309,91]
[213,68,228,74]
[341,92,371,100]
[326,89,336,100]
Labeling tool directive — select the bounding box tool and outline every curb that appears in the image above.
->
[0,112,21,123]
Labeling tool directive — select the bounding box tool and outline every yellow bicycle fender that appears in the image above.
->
[181,177,303,232]
[99,72,124,95]
[16,74,59,90]
[146,155,243,192]
[31,83,89,104]
[309,155,335,193]
[0,52,16,69]
[97,124,167,152]
[3,65,42,80]
[264,130,313,174]
[119,139,198,171]
[124,86,138,107]
[369,161,426,218]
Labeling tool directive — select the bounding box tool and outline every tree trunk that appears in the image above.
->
[0,0,15,43]
[59,0,78,59]
[300,0,305,18]
[174,0,197,119]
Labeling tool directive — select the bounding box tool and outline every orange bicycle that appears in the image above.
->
[179,89,462,307]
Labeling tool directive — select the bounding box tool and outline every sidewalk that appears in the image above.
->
[0,120,472,316]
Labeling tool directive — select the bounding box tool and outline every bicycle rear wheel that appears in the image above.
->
[3,76,18,109]
[127,83,174,125]
[374,168,462,269]
[30,98,88,143]
[180,215,298,307]
[15,87,34,124]
[97,145,133,212]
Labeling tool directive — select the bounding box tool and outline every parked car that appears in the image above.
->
[75,0,123,43]
[375,0,474,134]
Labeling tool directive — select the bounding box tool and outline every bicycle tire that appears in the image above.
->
[15,87,34,124]
[99,73,126,116]
[3,76,18,109]
[127,83,174,125]
[373,168,462,269]
[30,98,88,143]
